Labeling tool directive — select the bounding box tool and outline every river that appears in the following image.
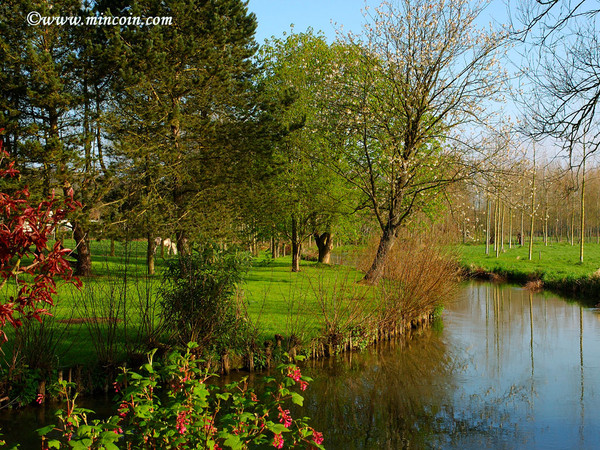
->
[1,282,600,448]
[295,282,600,449]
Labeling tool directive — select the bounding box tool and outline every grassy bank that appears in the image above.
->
[0,237,454,405]
[458,242,600,303]
[4,242,374,365]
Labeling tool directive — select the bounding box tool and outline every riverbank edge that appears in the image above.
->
[460,264,600,306]
[7,307,439,408]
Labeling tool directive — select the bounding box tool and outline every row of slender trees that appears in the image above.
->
[452,146,600,262]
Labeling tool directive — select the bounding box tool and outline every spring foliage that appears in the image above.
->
[0,131,80,343]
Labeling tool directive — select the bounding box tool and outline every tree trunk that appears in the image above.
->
[485,196,491,254]
[176,229,190,256]
[528,147,536,261]
[508,207,513,249]
[110,238,115,257]
[291,215,301,272]
[500,202,505,253]
[580,154,586,263]
[314,232,334,264]
[73,221,92,276]
[147,233,156,275]
[495,199,500,258]
[362,227,395,284]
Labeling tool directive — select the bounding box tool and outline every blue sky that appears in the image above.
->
[247,0,511,44]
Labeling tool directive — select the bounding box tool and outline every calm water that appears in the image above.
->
[2,282,600,448]
[296,282,600,449]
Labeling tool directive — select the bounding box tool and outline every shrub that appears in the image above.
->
[359,230,459,329]
[159,245,251,352]
[0,133,80,343]
[38,344,325,449]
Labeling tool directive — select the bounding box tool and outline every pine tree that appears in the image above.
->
[110,0,265,259]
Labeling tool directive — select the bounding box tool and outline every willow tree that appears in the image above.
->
[326,0,507,283]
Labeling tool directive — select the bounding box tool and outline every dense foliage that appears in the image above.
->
[160,245,251,350]
[0,133,80,343]
[38,344,324,449]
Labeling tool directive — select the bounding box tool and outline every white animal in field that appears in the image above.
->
[154,237,178,255]
[162,238,178,255]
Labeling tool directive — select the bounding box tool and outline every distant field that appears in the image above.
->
[458,242,600,280]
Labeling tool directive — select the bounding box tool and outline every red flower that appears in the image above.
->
[312,430,324,445]
[286,366,302,382]
[278,405,292,428]
[272,433,284,449]
[176,410,190,434]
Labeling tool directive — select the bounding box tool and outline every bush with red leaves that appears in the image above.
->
[0,129,81,343]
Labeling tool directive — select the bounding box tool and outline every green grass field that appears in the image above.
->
[2,240,373,367]
[458,241,600,284]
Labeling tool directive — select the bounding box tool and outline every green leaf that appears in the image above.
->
[216,392,231,401]
[36,425,55,436]
[290,392,304,406]
[99,431,121,442]
[76,425,92,436]
[69,440,92,449]
[102,443,120,450]
[268,424,290,434]
[223,434,243,449]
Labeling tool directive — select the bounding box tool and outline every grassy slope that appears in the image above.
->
[3,240,372,366]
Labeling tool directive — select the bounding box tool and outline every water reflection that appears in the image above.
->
[297,283,600,449]
[299,330,454,448]
[2,283,600,449]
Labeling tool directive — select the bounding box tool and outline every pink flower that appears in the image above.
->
[272,433,284,449]
[299,381,308,391]
[36,393,44,404]
[278,406,292,428]
[287,366,302,382]
[176,410,189,434]
[250,392,258,402]
[118,402,129,418]
[312,430,324,445]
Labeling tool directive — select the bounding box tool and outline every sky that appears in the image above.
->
[247,0,512,44]
[245,0,558,158]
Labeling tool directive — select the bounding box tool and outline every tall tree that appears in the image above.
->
[0,0,111,276]
[110,0,265,258]
[258,30,358,271]
[326,0,507,283]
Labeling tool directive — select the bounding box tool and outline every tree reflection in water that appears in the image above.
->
[296,280,600,449]
[298,324,527,449]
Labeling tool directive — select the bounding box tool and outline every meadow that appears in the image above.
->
[458,241,600,302]
[2,240,374,368]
